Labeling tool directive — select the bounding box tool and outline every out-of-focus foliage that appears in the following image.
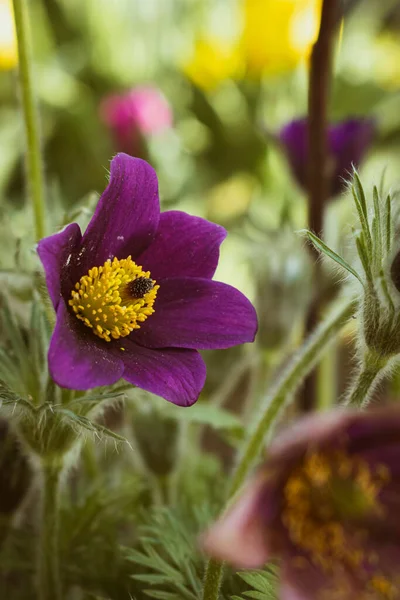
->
[2,0,400,598]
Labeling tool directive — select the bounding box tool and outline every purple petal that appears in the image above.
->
[343,409,400,456]
[268,410,348,462]
[49,303,124,390]
[72,154,160,279]
[280,563,337,600]
[119,340,206,406]
[137,211,227,280]
[202,475,271,568]
[278,117,375,198]
[134,277,257,350]
[330,118,375,195]
[278,119,308,191]
[363,443,400,480]
[37,223,82,311]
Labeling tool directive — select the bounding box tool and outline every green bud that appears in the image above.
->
[307,175,400,361]
[17,406,81,461]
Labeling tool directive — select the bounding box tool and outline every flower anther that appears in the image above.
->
[283,450,391,587]
[69,256,159,342]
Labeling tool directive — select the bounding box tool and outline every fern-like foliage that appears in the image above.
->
[60,474,147,599]
[0,474,148,600]
[124,503,279,600]
[125,505,216,600]
[230,567,279,600]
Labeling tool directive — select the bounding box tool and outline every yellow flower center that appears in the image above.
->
[282,450,393,597]
[69,256,159,342]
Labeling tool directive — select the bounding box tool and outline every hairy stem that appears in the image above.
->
[344,350,388,408]
[202,558,224,600]
[202,297,356,599]
[38,462,62,600]
[12,0,46,241]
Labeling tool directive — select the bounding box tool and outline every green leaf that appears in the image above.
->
[353,172,368,220]
[0,379,36,416]
[56,409,129,444]
[67,391,127,415]
[304,231,364,286]
[163,401,243,432]
[386,193,392,254]
[124,506,215,600]
[144,591,184,600]
[352,174,372,255]
[233,567,279,600]
[372,186,383,268]
[29,297,51,384]
[356,234,373,282]
[0,298,35,391]
[0,348,20,391]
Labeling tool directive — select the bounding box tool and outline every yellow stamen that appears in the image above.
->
[283,449,391,589]
[370,575,396,599]
[69,256,159,342]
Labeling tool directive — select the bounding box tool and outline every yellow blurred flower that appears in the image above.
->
[373,33,400,90]
[207,174,254,221]
[183,0,321,90]
[243,0,321,75]
[0,0,17,70]
[183,38,244,92]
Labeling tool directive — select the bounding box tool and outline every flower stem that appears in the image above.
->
[12,0,46,241]
[344,350,388,408]
[38,461,62,600]
[301,0,341,413]
[229,297,356,496]
[202,558,224,600]
[202,297,356,600]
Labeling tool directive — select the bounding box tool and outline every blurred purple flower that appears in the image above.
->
[279,118,375,198]
[203,408,400,598]
[100,86,173,155]
[38,154,257,406]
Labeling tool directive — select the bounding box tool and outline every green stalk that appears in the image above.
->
[12,0,46,241]
[317,341,338,410]
[344,350,388,408]
[38,461,62,600]
[229,297,356,497]
[201,297,356,600]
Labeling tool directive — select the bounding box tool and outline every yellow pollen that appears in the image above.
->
[370,575,396,599]
[282,450,390,582]
[69,256,159,342]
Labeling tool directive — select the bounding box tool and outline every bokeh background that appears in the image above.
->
[2,0,400,280]
[3,0,400,433]
[2,1,400,599]
[2,0,400,442]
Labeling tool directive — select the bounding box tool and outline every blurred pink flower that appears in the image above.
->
[100,86,173,155]
[203,408,400,599]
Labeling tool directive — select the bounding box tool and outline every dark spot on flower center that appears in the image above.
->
[391,251,400,292]
[128,277,155,298]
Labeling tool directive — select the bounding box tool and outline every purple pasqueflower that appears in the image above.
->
[203,408,400,599]
[100,86,172,155]
[279,117,375,198]
[38,154,257,406]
